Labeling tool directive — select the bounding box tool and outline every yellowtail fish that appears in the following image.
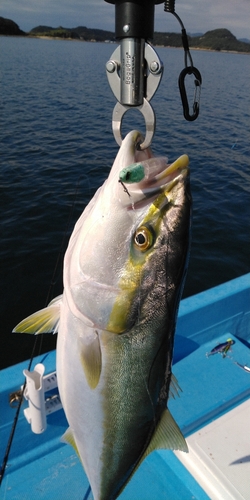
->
[14,131,191,500]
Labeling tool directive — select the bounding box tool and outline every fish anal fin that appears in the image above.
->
[144,409,188,457]
[80,333,102,389]
[117,409,188,498]
[12,295,62,334]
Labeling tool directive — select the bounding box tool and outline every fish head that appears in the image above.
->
[64,130,191,333]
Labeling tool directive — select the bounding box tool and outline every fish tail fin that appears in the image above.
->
[12,295,62,334]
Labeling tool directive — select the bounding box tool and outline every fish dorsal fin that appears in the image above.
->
[12,295,62,334]
[169,373,183,399]
[80,333,102,389]
[143,409,188,459]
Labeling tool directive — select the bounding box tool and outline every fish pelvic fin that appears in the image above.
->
[80,333,102,389]
[12,295,62,334]
[61,427,81,461]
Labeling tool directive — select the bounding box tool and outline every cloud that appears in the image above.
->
[1,0,249,38]
[155,0,250,37]
[1,0,114,31]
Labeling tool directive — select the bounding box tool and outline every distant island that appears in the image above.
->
[0,16,26,36]
[1,16,250,53]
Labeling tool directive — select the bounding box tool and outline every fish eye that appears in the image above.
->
[134,226,153,251]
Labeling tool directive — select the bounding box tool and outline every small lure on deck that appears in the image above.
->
[206,338,235,358]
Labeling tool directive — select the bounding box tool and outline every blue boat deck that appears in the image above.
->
[1,274,250,499]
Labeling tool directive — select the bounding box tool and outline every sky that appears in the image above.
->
[1,0,250,40]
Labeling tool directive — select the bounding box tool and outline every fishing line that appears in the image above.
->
[82,484,91,500]
[35,175,83,359]
[0,339,38,486]
[0,175,83,487]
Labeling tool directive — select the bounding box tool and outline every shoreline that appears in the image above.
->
[1,34,250,55]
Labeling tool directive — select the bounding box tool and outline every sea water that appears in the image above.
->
[0,37,249,368]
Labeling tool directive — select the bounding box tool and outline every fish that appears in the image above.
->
[13,130,191,500]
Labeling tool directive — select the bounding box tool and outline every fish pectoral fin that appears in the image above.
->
[12,295,62,334]
[80,333,102,389]
[144,409,188,457]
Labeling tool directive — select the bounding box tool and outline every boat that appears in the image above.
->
[1,272,249,499]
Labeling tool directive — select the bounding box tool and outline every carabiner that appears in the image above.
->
[178,66,202,122]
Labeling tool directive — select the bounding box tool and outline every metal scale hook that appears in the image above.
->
[106,40,163,149]
[105,0,164,150]
[105,0,202,148]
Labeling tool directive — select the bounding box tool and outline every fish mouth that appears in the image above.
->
[120,133,189,209]
[136,153,189,189]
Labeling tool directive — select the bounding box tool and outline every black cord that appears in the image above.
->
[164,0,202,121]
[164,0,175,14]
[164,0,193,67]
